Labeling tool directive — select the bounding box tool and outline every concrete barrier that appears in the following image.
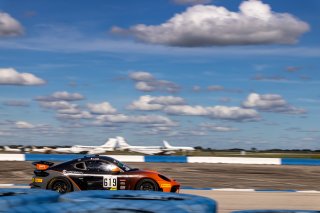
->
[0,154,319,166]
[187,157,281,165]
[145,155,187,163]
[25,153,84,162]
[0,154,25,161]
[281,158,320,166]
[107,155,145,162]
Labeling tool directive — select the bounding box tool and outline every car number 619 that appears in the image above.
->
[103,176,117,188]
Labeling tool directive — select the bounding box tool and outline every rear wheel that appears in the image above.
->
[136,179,159,191]
[48,177,73,194]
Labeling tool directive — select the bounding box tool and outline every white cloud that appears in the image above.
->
[36,91,84,102]
[165,129,208,137]
[200,123,239,132]
[0,68,45,86]
[129,71,180,93]
[95,114,176,126]
[129,71,154,81]
[173,0,212,5]
[128,96,163,111]
[2,30,319,57]
[57,111,93,120]
[57,108,81,115]
[0,12,24,36]
[39,100,94,121]
[164,105,259,121]
[52,91,84,101]
[150,95,185,105]
[151,80,180,93]
[39,101,77,110]
[15,121,35,129]
[243,93,285,108]
[135,81,155,92]
[87,102,117,114]
[242,93,306,114]
[165,105,208,116]
[128,95,185,111]
[112,0,309,47]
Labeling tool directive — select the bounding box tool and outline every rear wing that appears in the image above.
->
[32,161,54,170]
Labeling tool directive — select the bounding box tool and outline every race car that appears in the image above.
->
[30,155,180,193]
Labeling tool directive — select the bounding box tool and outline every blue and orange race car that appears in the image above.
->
[30,155,180,193]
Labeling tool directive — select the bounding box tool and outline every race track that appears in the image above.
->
[0,161,319,212]
[0,161,320,190]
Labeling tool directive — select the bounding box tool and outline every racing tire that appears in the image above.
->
[135,178,159,191]
[48,177,73,194]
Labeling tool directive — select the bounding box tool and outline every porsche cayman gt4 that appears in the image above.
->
[30,155,180,193]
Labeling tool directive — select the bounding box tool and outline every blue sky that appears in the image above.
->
[0,0,319,149]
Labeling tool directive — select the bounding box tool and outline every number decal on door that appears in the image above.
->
[103,176,117,189]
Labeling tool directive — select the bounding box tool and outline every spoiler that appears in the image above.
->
[32,161,54,170]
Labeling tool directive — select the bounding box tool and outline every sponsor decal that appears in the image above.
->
[120,186,126,190]
[62,170,83,175]
[34,178,43,183]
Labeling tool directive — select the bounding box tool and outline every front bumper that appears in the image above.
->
[159,180,180,193]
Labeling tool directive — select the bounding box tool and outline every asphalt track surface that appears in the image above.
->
[0,161,320,190]
[181,190,320,213]
[0,161,319,212]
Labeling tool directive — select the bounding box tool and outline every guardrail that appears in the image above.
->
[0,154,320,165]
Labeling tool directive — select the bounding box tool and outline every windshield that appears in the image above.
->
[112,159,132,172]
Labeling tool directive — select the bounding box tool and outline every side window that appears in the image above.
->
[73,162,86,170]
[86,161,99,172]
[86,160,117,173]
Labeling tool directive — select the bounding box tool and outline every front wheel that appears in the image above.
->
[136,179,159,191]
[48,177,73,194]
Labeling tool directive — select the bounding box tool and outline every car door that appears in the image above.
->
[66,161,88,190]
[84,160,118,190]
